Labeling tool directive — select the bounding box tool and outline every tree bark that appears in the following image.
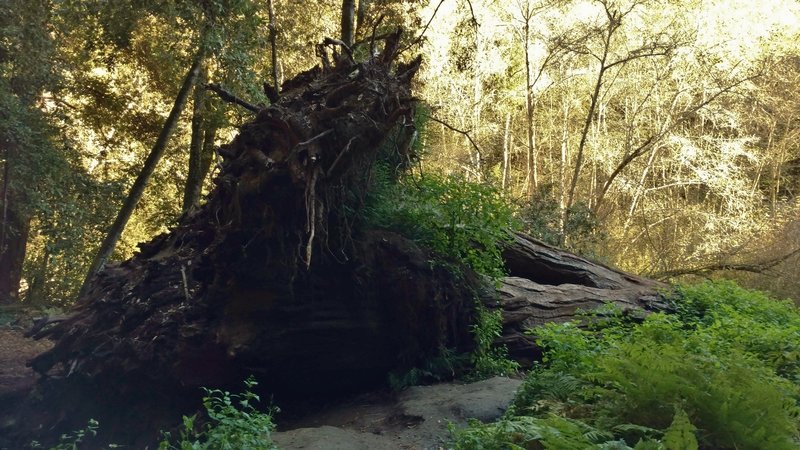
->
[182,61,208,213]
[523,5,538,195]
[341,0,356,47]
[80,46,206,297]
[267,0,280,92]
[0,141,29,305]
[356,0,367,37]
[494,232,669,365]
[0,198,29,305]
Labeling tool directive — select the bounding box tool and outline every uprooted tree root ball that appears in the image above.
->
[11,29,479,447]
[8,29,668,448]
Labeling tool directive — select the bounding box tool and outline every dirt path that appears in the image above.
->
[0,322,53,447]
[273,376,523,450]
[0,327,52,397]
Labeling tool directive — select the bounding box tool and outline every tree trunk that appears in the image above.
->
[356,0,367,37]
[182,61,208,213]
[523,8,538,195]
[0,200,29,305]
[80,46,206,297]
[0,142,29,305]
[199,123,217,185]
[494,232,669,365]
[341,0,356,47]
[502,113,510,192]
[267,0,280,92]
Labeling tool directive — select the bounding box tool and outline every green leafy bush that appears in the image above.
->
[453,281,800,449]
[517,183,604,256]
[469,303,519,380]
[158,377,278,450]
[365,170,516,280]
[29,419,105,450]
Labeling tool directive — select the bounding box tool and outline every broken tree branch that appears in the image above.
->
[206,83,261,113]
[653,246,800,279]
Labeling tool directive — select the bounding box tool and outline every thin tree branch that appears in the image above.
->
[400,0,445,53]
[322,37,354,62]
[653,246,800,279]
[429,116,484,158]
[593,72,761,211]
[205,83,260,113]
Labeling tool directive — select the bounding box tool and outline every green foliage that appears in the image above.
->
[662,410,698,450]
[365,166,519,381]
[673,280,800,381]
[366,169,517,280]
[469,302,519,380]
[453,281,800,449]
[158,377,278,450]
[29,419,120,450]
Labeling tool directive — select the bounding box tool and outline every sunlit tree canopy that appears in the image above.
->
[2,0,800,305]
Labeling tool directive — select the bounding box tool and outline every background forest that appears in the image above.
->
[3,0,800,307]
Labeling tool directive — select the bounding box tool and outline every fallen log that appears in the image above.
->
[494,232,670,365]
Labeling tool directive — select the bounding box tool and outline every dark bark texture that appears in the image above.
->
[0,140,29,305]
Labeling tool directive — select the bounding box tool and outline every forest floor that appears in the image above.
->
[0,314,54,445]
[0,318,52,399]
[274,376,522,450]
[0,309,523,449]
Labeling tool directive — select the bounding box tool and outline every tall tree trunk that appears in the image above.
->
[502,113,511,192]
[80,47,206,297]
[182,63,208,213]
[0,142,29,305]
[267,0,280,92]
[341,0,356,47]
[566,63,606,215]
[199,124,218,185]
[356,0,367,37]
[523,10,538,196]
[558,97,570,244]
[24,247,49,306]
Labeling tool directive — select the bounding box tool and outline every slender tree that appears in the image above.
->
[80,46,206,296]
[341,0,356,46]
[182,62,208,213]
[564,0,672,232]
[0,0,56,304]
[267,0,280,92]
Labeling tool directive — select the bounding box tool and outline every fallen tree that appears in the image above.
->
[496,232,670,365]
[12,30,667,447]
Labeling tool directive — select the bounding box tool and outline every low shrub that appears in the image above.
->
[453,281,800,449]
[365,169,516,280]
[158,377,278,450]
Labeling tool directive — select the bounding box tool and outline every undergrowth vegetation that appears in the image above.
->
[452,281,800,449]
[365,168,520,381]
[365,167,517,279]
[158,377,278,450]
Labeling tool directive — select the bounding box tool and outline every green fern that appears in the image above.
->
[455,281,800,450]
